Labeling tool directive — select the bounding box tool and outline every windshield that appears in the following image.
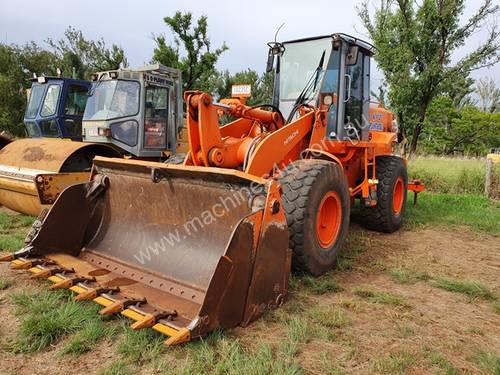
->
[83,80,140,121]
[280,38,332,101]
[25,84,45,119]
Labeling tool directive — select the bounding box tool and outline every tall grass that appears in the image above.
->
[408,156,499,196]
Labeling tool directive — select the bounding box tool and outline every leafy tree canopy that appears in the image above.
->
[358,0,500,153]
[212,69,274,105]
[152,12,228,91]
[47,26,128,79]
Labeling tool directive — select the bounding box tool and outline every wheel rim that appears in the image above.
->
[392,177,404,215]
[316,191,342,249]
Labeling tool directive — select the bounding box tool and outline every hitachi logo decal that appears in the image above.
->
[284,130,299,146]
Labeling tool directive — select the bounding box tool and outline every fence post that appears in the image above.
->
[485,158,492,197]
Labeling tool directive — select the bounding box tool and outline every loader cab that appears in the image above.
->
[83,64,183,158]
[268,33,374,142]
[24,77,91,141]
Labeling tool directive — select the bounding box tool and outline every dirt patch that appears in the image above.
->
[384,228,500,285]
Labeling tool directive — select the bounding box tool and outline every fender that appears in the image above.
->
[303,148,343,168]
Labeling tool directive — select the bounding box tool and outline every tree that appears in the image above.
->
[152,12,228,91]
[0,43,60,136]
[421,96,500,155]
[476,77,500,113]
[212,69,274,105]
[47,26,128,79]
[358,0,500,153]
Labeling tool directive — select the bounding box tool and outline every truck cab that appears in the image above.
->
[24,77,91,140]
[268,33,395,143]
[82,64,183,158]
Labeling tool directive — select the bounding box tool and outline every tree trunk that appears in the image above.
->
[410,101,429,154]
[410,123,422,154]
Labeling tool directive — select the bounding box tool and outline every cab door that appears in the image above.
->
[143,84,169,150]
[61,83,90,140]
[343,47,370,141]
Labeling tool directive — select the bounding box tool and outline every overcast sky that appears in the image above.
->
[1,0,498,85]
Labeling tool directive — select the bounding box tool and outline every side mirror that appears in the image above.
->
[266,49,275,73]
[266,42,284,73]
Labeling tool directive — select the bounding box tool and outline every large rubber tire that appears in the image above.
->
[279,159,350,276]
[361,156,408,233]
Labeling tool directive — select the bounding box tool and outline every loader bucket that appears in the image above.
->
[0,138,119,215]
[4,157,290,344]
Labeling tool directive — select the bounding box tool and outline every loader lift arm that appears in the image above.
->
[184,91,319,178]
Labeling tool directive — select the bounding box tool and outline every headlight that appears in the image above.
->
[98,127,111,137]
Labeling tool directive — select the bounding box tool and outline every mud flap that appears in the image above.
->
[3,157,290,344]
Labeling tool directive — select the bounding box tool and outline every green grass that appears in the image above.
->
[393,323,416,339]
[0,232,26,252]
[431,278,497,301]
[389,268,431,284]
[165,334,303,375]
[286,317,310,343]
[469,350,500,375]
[405,192,500,235]
[320,352,346,375]
[116,324,164,365]
[307,305,350,329]
[293,273,342,295]
[98,361,131,375]
[372,350,416,374]
[0,212,34,231]
[9,289,105,353]
[423,347,465,375]
[60,320,117,356]
[336,231,371,271]
[354,286,411,307]
[408,156,499,195]
[0,212,33,253]
[492,301,500,314]
[0,277,11,290]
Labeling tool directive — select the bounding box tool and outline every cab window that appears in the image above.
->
[144,85,168,149]
[39,120,60,137]
[64,85,88,116]
[25,84,45,119]
[41,85,61,117]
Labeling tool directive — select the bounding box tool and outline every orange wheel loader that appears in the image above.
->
[1,34,423,345]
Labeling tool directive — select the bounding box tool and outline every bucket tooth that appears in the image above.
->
[75,287,120,302]
[49,276,96,290]
[0,253,14,262]
[164,328,191,346]
[130,310,177,330]
[99,297,147,316]
[11,258,55,270]
[11,260,38,270]
[30,267,74,279]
